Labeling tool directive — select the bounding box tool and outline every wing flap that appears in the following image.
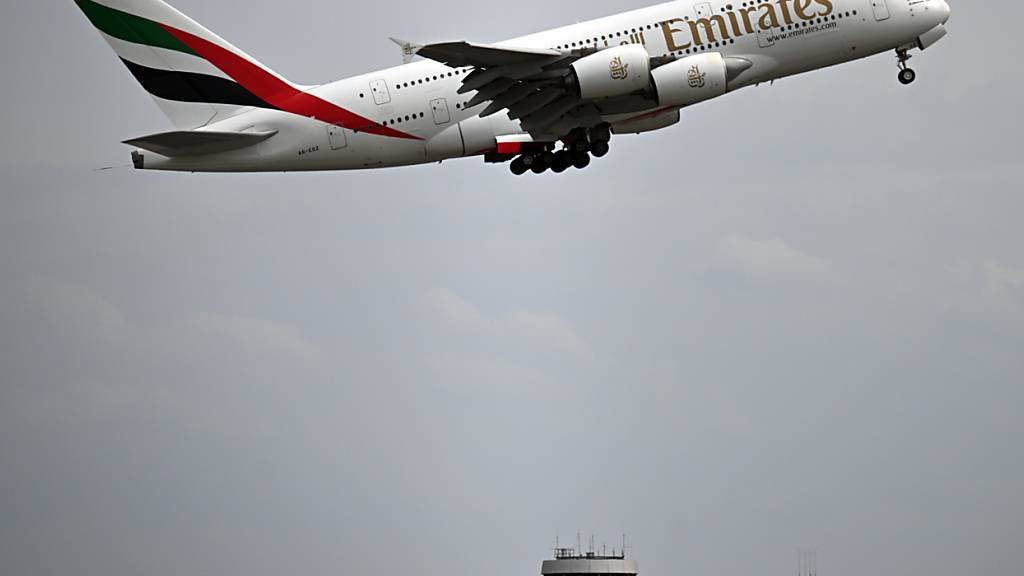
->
[122,130,277,157]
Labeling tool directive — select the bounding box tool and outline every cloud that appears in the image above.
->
[718,235,832,280]
[189,312,316,359]
[19,275,128,343]
[425,288,590,358]
[427,288,484,329]
[983,259,1024,299]
[506,309,589,357]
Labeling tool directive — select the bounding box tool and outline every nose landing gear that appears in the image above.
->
[896,48,916,85]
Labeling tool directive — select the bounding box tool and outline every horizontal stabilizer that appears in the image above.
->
[122,130,277,157]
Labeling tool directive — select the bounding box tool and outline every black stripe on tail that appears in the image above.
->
[119,59,275,109]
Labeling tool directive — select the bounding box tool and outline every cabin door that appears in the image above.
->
[871,0,891,20]
[327,125,348,150]
[369,79,391,105]
[430,98,451,125]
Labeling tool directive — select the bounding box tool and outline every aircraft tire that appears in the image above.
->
[510,158,529,175]
[898,68,916,85]
[572,152,591,170]
[591,140,610,158]
[551,151,571,173]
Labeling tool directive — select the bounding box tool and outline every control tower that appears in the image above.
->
[542,547,638,576]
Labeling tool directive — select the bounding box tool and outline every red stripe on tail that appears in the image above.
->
[160,24,422,141]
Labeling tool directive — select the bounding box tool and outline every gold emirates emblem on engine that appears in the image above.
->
[609,56,629,80]
[687,64,706,88]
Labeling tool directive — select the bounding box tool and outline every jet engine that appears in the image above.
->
[568,44,651,99]
[651,52,730,108]
[611,108,681,135]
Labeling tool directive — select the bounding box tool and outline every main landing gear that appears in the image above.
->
[509,124,612,176]
[896,48,917,85]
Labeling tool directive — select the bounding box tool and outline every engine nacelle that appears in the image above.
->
[651,52,728,108]
[611,108,681,135]
[569,44,651,99]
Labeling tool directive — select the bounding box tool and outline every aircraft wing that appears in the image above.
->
[416,42,562,67]
[416,41,655,139]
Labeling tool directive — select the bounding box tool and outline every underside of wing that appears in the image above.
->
[416,41,659,140]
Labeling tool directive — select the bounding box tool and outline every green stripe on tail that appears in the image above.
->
[74,0,197,56]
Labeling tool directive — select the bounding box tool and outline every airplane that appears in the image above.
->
[73,0,951,175]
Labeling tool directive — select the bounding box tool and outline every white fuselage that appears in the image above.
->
[142,0,951,172]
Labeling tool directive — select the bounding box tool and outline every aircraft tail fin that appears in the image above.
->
[74,0,299,129]
[389,37,422,65]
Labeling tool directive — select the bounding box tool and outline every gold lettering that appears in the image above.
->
[654,1,832,50]
[757,3,778,29]
[740,7,760,34]
[659,18,692,51]
[776,0,795,25]
[726,10,744,38]
[688,15,732,45]
[794,0,816,20]
[758,3,781,29]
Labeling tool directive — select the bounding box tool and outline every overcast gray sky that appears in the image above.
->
[1,2,1022,576]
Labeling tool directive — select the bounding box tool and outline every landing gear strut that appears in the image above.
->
[896,49,916,85]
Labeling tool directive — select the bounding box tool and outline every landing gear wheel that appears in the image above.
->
[895,48,915,85]
[531,160,549,174]
[572,152,591,170]
[589,124,612,144]
[591,140,610,158]
[510,157,528,176]
[570,139,590,154]
[551,151,571,173]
